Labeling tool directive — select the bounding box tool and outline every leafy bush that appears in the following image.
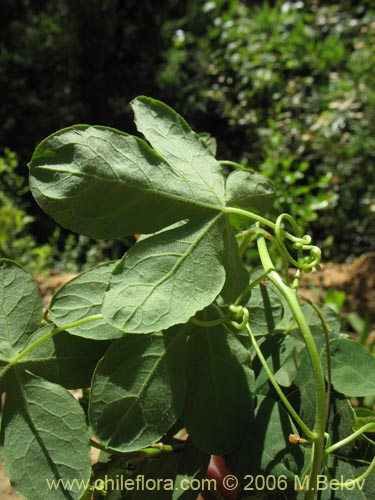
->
[1,98,374,500]
[159,0,375,259]
[0,148,55,272]
[0,148,128,274]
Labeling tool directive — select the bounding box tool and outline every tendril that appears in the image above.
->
[274,214,321,272]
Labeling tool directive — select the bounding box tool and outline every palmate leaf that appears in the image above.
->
[225,169,275,215]
[29,99,225,240]
[89,326,188,452]
[131,96,224,207]
[0,259,42,358]
[102,214,225,334]
[0,368,91,500]
[29,97,277,335]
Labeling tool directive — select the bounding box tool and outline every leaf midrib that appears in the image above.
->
[113,213,223,328]
[95,333,182,448]
[32,164,226,214]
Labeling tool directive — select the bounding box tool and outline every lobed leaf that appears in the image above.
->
[0,368,91,500]
[49,261,122,340]
[131,96,225,207]
[89,327,188,452]
[103,214,226,334]
[29,103,226,240]
[0,259,42,358]
[225,169,275,215]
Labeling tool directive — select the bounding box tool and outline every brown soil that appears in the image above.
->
[2,253,374,499]
[0,459,22,500]
[298,252,375,316]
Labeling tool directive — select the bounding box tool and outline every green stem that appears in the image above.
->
[224,206,275,232]
[90,438,183,457]
[299,296,333,427]
[190,314,230,328]
[256,232,327,500]
[325,423,375,455]
[0,314,103,379]
[245,323,316,440]
[234,271,269,306]
[219,160,248,171]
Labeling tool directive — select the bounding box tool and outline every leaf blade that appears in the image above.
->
[19,325,109,388]
[182,323,255,455]
[322,338,375,397]
[103,214,226,334]
[225,170,275,214]
[29,125,223,239]
[49,261,122,340]
[0,259,42,357]
[132,96,225,207]
[89,327,188,452]
[0,369,91,500]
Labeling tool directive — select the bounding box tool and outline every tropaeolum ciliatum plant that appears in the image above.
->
[0,97,374,500]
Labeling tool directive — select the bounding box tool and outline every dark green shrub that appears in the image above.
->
[159,0,375,259]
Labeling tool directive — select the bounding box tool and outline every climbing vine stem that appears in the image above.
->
[256,228,327,499]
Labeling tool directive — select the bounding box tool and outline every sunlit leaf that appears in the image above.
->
[103,214,225,334]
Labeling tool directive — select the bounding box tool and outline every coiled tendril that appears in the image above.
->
[274,213,321,272]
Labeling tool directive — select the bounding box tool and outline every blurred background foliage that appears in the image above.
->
[0,0,374,273]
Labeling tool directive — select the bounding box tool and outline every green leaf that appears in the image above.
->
[0,368,91,500]
[285,303,340,340]
[247,281,284,337]
[225,170,275,214]
[29,107,224,238]
[254,335,299,391]
[182,323,255,455]
[226,396,304,483]
[89,327,188,452]
[293,347,316,430]
[131,96,224,207]
[103,214,225,334]
[295,346,356,447]
[220,219,249,303]
[49,261,122,339]
[0,259,42,357]
[354,407,375,431]
[321,338,375,397]
[18,324,109,388]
